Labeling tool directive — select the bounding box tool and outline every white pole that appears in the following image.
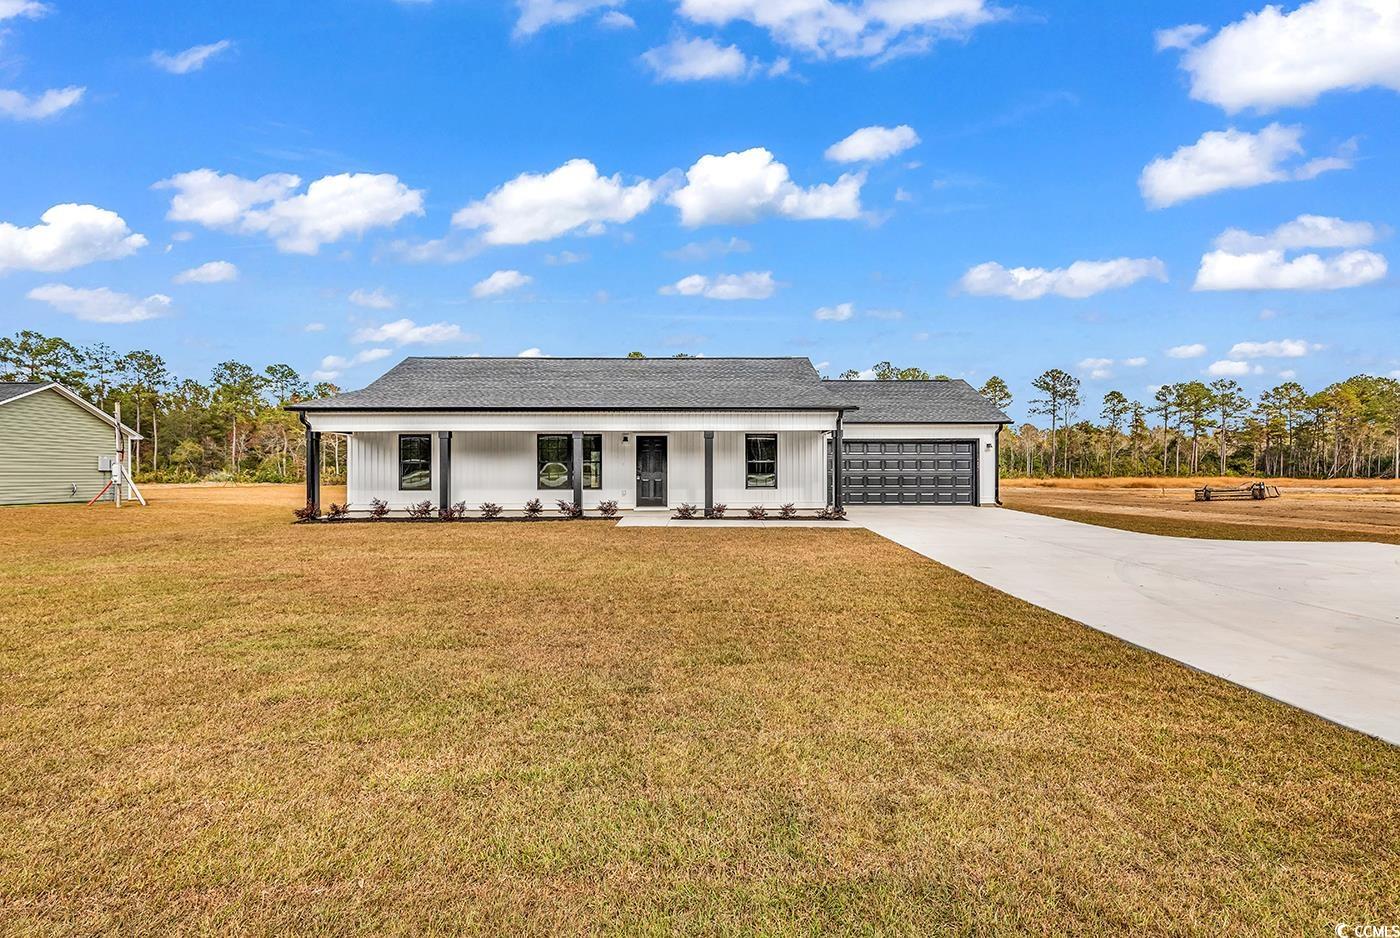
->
[113,401,122,508]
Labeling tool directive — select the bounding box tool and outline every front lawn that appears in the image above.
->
[1,485,1395,934]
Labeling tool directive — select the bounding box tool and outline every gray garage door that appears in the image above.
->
[839,439,977,505]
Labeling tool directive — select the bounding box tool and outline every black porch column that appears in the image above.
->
[571,430,583,510]
[832,414,844,510]
[438,431,452,509]
[703,430,714,515]
[305,427,321,513]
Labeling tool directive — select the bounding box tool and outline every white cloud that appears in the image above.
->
[669,148,864,226]
[598,10,635,28]
[1123,356,1148,367]
[1194,248,1387,291]
[0,204,147,273]
[660,271,776,300]
[676,0,998,61]
[1154,23,1207,51]
[303,322,326,333]
[173,260,238,284]
[825,124,919,163]
[349,287,396,309]
[1206,359,1257,377]
[472,269,533,298]
[27,284,171,323]
[814,302,855,321]
[351,318,468,345]
[666,236,751,260]
[1167,343,1207,359]
[517,347,547,357]
[642,36,752,81]
[157,169,424,254]
[1078,357,1115,380]
[545,249,586,265]
[314,347,393,380]
[959,257,1167,300]
[0,1,48,21]
[453,159,657,245]
[0,86,84,120]
[151,40,232,74]
[865,307,903,320]
[1213,214,1380,253]
[1229,338,1320,359]
[515,0,624,36]
[1164,0,1400,113]
[1139,124,1349,208]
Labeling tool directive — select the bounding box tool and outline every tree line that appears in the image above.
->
[0,330,343,483]
[5,333,1398,482]
[970,367,1400,480]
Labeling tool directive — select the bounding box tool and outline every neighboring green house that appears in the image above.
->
[0,382,141,506]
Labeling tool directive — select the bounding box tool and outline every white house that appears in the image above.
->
[288,357,1010,514]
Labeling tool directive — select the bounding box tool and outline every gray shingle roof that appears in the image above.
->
[291,357,850,411]
[0,382,48,404]
[824,379,1011,424]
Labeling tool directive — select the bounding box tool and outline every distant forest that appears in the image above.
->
[4,331,1399,482]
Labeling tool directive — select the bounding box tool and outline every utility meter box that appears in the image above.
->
[98,455,114,472]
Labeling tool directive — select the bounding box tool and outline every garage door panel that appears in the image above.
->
[839,439,977,506]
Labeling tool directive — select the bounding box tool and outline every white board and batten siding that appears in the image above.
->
[841,422,1002,505]
[347,429,829,510]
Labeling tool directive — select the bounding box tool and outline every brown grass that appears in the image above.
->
[2,484,1397,934]
[1003,478,1400,545]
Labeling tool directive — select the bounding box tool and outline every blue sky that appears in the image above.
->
[1,0,1396,419]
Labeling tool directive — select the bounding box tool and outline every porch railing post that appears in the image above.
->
[704,430,714,516]
[306,427,321,514]
[572,430,583,511]
[439,431,452,510]
[832,413,844,510]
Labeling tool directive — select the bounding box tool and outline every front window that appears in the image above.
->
[746,434,777,488]
[538,434,602,489]
[399,434,431,490]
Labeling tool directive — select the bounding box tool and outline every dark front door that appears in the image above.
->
[636,435,667,507]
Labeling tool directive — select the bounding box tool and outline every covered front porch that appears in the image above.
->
[301,410,847,517]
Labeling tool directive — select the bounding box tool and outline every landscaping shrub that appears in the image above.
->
[523,498,543,518]
[597,500,619,518]
[439,502,465,521]
[815,505,847,520]
[779,503,797,519]
[368,498,389,519]
[479,502,503,519]
[293,500,320,521]
[325,502,349,520]
[556,499,582,518]
[707,503,727,518]
[747,505,767,519]
[406,500,435,520]
[673,503,698,519]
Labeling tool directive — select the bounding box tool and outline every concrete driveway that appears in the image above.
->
[847,506,1400,744]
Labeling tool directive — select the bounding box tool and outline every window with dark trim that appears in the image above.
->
[399,434,432,490]
[537,434,602,490]
[745,433,777,488]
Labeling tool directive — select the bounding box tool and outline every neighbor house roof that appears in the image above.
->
[0,381,143,438]
[824,379,1011,424]
[290,357,854,411]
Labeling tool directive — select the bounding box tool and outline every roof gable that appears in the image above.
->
[0,382,142,438]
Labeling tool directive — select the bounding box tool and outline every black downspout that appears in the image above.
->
[994,426,1002,506]
[299,413,320,514]
[832,412,844,511]
[438,431,452,510]
[571,430,583,511]
[703,430,714,516]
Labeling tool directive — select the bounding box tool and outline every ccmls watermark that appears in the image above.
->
[1334,925,1400,938]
